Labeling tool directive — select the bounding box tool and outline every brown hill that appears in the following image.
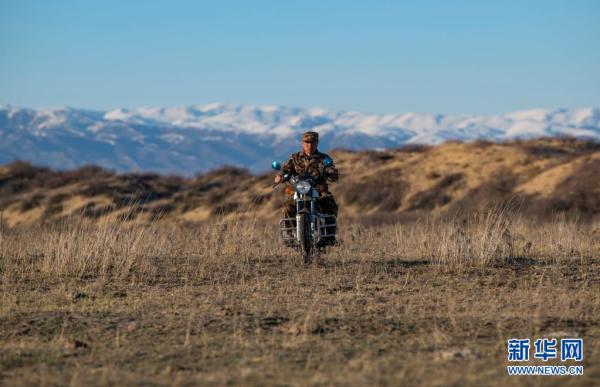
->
[1,138,599,227]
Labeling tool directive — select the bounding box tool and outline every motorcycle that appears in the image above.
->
[271,160,337,264]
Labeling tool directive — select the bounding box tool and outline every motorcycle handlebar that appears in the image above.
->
[273,174,315,188]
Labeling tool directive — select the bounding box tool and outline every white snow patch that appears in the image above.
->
[161,133,186,144]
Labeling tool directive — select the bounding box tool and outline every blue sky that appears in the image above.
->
[0,0,598,114]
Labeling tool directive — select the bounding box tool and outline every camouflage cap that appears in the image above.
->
[302,131,319,143]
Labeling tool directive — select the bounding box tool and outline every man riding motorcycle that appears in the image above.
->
[274,131,340,244]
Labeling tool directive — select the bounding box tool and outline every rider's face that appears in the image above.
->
[303,140,317,155]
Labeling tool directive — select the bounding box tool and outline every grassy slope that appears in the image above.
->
[0,138,599,227]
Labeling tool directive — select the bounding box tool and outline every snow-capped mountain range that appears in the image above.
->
[1,104,599,175]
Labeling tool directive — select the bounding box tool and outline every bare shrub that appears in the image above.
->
[363,150,396,164]
[551,158,600,214]
[19,193,45,212]
[344,175,409,212]
[395,143,432,153]
[211,202,240,215]
[0,161,53,196]
[407,173,463,210]
[42,203,63,219]
[47,193,70,206]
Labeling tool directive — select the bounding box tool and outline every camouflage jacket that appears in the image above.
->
[280,151,339,194]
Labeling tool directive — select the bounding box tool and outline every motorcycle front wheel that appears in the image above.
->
[297,212,313,264]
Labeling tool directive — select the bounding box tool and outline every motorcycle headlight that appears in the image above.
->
[295,180,311,194]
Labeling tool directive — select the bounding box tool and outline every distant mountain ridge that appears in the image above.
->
[1,104,599,175]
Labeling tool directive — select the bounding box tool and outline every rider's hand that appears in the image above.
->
[274,174,282,184]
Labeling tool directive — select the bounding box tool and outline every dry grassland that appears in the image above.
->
[1,208,599,386]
